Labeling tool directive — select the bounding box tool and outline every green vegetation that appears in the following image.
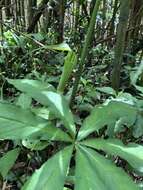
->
[0,0,143,189]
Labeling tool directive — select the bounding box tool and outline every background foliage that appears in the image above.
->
[0,0,143,189]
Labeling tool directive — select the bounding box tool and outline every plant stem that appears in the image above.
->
[70,0,101,107]
[111,0,130,91]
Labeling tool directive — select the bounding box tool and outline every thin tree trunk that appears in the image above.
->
[27,0,37,28]
[0,0,4,42]
[57,0,66,43]
[109,0,118,37]
[111,0,130,91]
[20,0,26,30]
[102,0,106,36]
[27,0,49,33]
[4,0,11,19]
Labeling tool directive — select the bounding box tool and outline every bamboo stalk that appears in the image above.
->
[70,0,101,107]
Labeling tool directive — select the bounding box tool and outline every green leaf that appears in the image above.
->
[134,85,143,94]
[75,145,139,190]
[133,114,143,138]
[0,102,71,142]
[57,51,77,93]
[32,33,44,41]
[32,107,52,120]
[22,146,73,190]
[8,79,55,93]
[82,138,143,173]
[8,79,76,137]
[46,42,71,52]
[22,139,49,150]
[0,148,20,178]
[78,100,138,140]
[96,87,116,96]
[16,93,32,109]
[32,91,76,137]
[130,60,143,85]
[138,183,143,189]
[117,92,138,105]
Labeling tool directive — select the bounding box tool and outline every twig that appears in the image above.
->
[95,25,143,45]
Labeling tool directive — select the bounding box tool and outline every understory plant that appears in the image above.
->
[0,78,143,189]
[0,1,143,189]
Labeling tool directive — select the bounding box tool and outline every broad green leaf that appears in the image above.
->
[32,33,44,41]
[78,100,138,140]
[32,107,57,121]
[96,87,116,96]
[8,79,76,137]
[138,183,143,189]
[22,139,49,150]
[133,114,143,138]
[75,145,139,190]
[117,92,138,105]
[22,146,73,190]
[16,93,32,109]
[31,91,75,137]
[0,148,20,178]
[46,42,71,52]
[0,102,71,142]
[130,60,143,96]
[82,138,143,173]
[57,51,77,93]
[134,85,143,94]
[66,175,75,184]
[32,107,52,120]
[130,60,143,85]
[8,79,55,93]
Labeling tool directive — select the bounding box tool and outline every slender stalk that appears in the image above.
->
[70,0,101,107]
[111,0,130,91]
[109,0,118,37]
[0,0,4,44]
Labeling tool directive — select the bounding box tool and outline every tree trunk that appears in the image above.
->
[27,0,37,28]
[111,0,130,91]
[27,0,49,33]
[4,0,11,19]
